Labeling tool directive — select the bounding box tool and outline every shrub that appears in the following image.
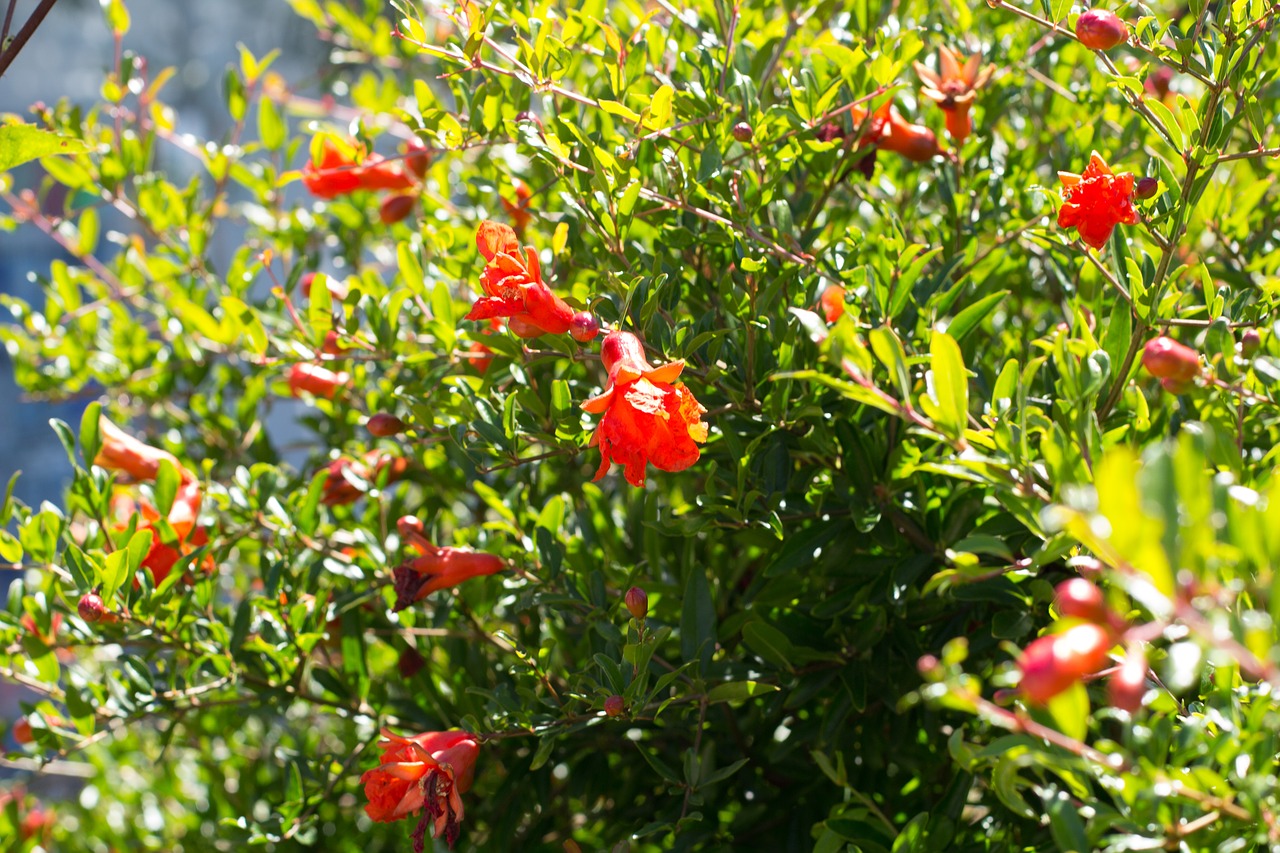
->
[2,0,1279,850]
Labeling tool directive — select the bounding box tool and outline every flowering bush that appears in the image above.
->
[2,0,1280,850]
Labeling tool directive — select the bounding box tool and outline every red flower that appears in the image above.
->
[500,179,534,235]
[302,139,415,199]
[113,480,213,586]
[464,221,575,337]
[1057,151,1138,250]
[391,516,504,610]
[582,331,708,487]
[875,103,942,162]
[361,729,480,849]
[914,46,994,143]
[819,285,846,323]
[95,417,191,484]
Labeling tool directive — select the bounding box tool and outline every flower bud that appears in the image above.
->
[1018,623,1112,705]
[397,515,426,539]
[287,363,350,399]
[732,121,754,143]
[1241,328,1261,358]
[404,139,430,180]
[624,586,648,621]
[1142,336,1201,383]
[1108,646,1147,713]
[78,592,106,623]
[603,695,625,717]
[367,413,407,437]
[1075,9,1128,50]
[570,311,601,344]
[12,718,32,744]
[379,193,415,225]
[1055,578,1108,624]
[917,654,941,679]
[1133,176,1158,199]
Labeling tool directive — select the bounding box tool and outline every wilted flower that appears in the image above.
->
[465,221,575,337]
[914,46,994,143]
[321,450,407,506]
[391,516,505,610]
[1057,151,1138,250]
[361,729,480,849]
[582,330,708,487]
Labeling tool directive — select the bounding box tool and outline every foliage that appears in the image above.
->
[1,0,1280,850]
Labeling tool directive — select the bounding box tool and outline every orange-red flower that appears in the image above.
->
[582,331,708,487]
[875,103,942,162]
[819,285,846,323]
[914,47,994,143]
[1057,151,1138,250]
[500,179,534,235]
[95,417,189,484]
[391,516,505,611]
[465,221,575,337]
[302,138,415,199]
[361,729,479,849]
[111,480,213,586]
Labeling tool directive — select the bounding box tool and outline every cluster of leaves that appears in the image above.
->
[1,0,1280,850]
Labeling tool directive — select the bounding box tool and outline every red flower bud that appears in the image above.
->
[1142,336,1201,383]
[12,718,32,744]
[1242,328,1261,357]
[1075,9,1128,50]
[379,193,415,225]
[1133,176,1158,199]
[404,138,430,180]
[78,592,106,623]
[604,695,625,717]
[367,413,407,437]
[1055,578,1109,624]
[732,121,754,143]
[1018,623,1112,705]
[288,363,350,399]
[624,586,648,621]
[570,311,601,343]
[1109,645,1147,713]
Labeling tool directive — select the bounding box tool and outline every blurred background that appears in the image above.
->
[0,0,326,778]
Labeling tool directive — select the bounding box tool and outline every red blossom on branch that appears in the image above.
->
[1057,151,1138,250]
[582,331,708,487]
[465,221,576,337]
[360,729,480,849]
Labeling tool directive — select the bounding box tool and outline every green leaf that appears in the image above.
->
[742,621,795,672]
[680,567,715,669]
[79,402,102,467]
[0,125,91,172]
[1044,681,1089,742]
[927,331,968,438]
[947,291,1008,343]
[707,681,780,703]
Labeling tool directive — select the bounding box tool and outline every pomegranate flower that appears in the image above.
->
[95,417,192,484]
[1057,151,1138,250]
[914,46,994,143]
[465,221,575,337]
[361,729,480,849]
[302,138,415,199]
[112,480,213,586]
[582,331,708,487]
[391,516,504,611]
[320,450,408,506]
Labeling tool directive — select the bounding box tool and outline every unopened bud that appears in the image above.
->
[379,193,415,225]
[570,311,601,344]
[604,695,625,717]
[78,592,106,623]
[1134,176,1158,199]
[1241,328,1261,358]
[624,587,648,621]
[367,413,407,437]
[732,121,754,143]
[1055,578,1109,624]
[1108,646,1147,713]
